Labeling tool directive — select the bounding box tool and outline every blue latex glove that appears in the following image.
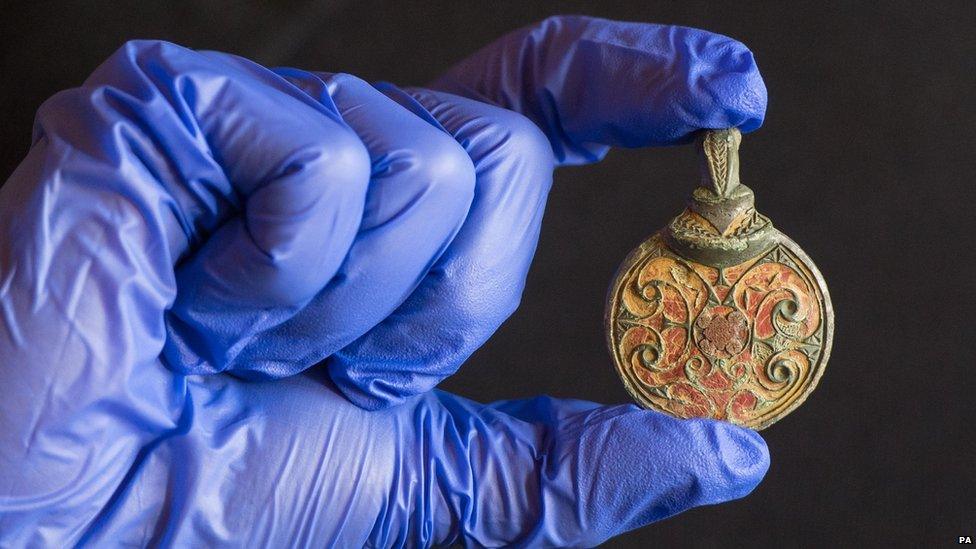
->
[0,15,769,547]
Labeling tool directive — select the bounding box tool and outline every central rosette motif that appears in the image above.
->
[694,307,749,359]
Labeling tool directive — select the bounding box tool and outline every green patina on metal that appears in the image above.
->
[665,128,775,268]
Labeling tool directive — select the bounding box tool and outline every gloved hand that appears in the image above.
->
[0,15,769,547]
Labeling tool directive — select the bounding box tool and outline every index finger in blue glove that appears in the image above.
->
[431,15,767,165]
[324,16,767,408]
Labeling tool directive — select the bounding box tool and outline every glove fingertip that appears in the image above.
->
[529,409,770,546]
[706,420,770,500]
[636,414,769,505]
[684,30,768,135]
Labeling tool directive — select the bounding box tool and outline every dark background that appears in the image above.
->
[2,1,973,546]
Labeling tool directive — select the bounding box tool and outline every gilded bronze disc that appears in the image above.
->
[605,129,833,430]
[606,231,832,430]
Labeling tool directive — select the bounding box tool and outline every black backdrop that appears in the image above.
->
[2,1,974,546]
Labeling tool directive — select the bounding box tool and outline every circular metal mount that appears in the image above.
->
[605,230,833,430]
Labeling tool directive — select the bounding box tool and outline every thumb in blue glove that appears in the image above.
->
[0,15,768,547]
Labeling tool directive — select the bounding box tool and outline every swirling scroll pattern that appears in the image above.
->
[612,239,826,428]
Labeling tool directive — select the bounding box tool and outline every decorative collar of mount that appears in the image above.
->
[665,128,775,268]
